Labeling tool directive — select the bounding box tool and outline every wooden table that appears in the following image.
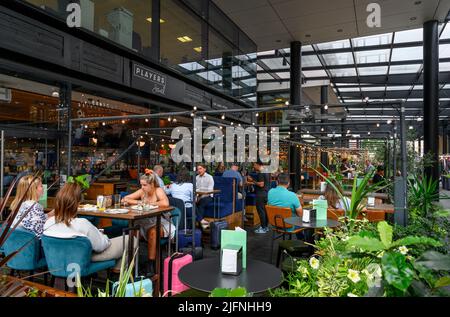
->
[299,189,389,201]
[366,204,395,214]
[77,206,173,296]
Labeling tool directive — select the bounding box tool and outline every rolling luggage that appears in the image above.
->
[177,228,202,250]
[163,253,193,297]
[179,247,203,260]
[210,220,228,250]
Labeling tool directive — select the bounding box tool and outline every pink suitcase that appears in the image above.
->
[163,253,192,296]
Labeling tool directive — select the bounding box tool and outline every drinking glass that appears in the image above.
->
[114,194,121,209]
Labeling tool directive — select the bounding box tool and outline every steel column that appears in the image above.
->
[423,20,440,186]
[289,41,302,192]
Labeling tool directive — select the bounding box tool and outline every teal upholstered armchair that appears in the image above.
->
[41,235,116,280]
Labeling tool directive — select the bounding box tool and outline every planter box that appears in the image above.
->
[1,276,76,297]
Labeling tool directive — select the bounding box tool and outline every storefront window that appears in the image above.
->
[160,0,202,67]
[25,0,153,56]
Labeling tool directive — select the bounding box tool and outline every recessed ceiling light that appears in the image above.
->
[410,17,417,21]
[337,29,343,33]
[305,34,311,38]
[276,39,282,43]
[193,47,202,52]
[177,36,193,43]
[146,18,165,23]
[414,1,422,5]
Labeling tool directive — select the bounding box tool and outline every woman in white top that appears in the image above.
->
[122,171,175,261]
[44,182,130,268]
[166,169,193,208]
[11,175,54,237]
[324,181,351,212]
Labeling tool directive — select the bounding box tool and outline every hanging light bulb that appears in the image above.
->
[102,122,106,126]
[221,114,225,120]
[193,106,197,111]
[376,123,380,127]
[173,118,177,123]
[203,116,207,120]
[255,113,259,117]
[285,101,290,106]
[168,117,172,122]
[145,118,149,123]
[324,104,328,110]
[121,120,126,124]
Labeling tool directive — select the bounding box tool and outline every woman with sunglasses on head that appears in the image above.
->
[122,170,175,265]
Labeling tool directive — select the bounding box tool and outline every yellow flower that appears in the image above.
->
[309,257,320,270]
[399,246,409,255]
[347,269,361,283]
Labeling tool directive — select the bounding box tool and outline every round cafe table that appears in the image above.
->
[284,217,341,229]
[284,217,342,246]
[178,258,282,294]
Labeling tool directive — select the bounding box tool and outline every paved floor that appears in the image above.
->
[438,189,450,210]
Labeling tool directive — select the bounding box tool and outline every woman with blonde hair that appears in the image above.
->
[44,182,132,268]
[122,170,175,262]
[11,175,53,237]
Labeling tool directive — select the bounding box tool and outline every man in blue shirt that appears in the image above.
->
[268,173,310,240]
[222,163,243,198]
[268,173,302,217]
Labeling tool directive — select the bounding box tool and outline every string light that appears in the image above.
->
[221,114,225,120]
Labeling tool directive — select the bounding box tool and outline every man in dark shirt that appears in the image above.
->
[373,166,386,186]
[247,160,271,234]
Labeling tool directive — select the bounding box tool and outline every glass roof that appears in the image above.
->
[255,23,450,123]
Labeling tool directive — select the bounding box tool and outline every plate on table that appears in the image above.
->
[79,204,98,212]
[104,209,129,214]
[130,205,158,211]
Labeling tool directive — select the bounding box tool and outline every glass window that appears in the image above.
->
[440,63,450,72]
[441,23,450,40]
[302,54,322,68]
[394,28,423,43]
[261,58,290,70]
[440,44,450,59]
[258,73,277,80]
[389,64,421,74]
[322,52,354,66]
[352,33,393,47]
[208,28,237,95]
[329,68,357,77]
[391,47,423,61]
[317,39,351,51]
[81,1,153,55]
[161,0,202,67]
[302,69,327,78]
[355,49,390,64]
[358,66,388,76]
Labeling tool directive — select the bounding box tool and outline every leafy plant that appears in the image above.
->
[77,250,151,297]
[210,287,250,297]
[314,164,390,229]
[67,174,90,190]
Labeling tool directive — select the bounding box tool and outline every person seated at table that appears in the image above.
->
[373,166,386,186]
[196,163,214,230]
[222,162,243,199]
[153,165,168,193]
[122,171,175,262]
[340,158,352,174]
[43,182,131,270]
[166,168,193,215]
[214,162,225,176]
[11,175,54,237]
[322,181,351,213]
[268,173,307,240]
